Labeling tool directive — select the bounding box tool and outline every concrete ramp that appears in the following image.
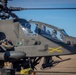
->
[35,54,76,72]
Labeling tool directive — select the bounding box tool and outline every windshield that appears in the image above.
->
[60,29,68,36]
[18,19,37,36]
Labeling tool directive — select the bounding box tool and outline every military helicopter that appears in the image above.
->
[0,0,76,70]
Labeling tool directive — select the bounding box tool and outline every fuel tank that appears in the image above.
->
[0,51,26,60]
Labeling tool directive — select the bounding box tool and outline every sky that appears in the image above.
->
[8,0,76,37]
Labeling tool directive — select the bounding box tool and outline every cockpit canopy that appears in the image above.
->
[18,19,68,42]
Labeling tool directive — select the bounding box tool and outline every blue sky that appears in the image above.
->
[8,0,76,37]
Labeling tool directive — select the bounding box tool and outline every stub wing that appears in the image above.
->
[15,44,76,57]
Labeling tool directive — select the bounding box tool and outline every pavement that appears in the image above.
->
[1,54,76,75]
[35,54,76,72]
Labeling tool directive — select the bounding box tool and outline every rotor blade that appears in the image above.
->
[9,6,27,11]
[24,8,76,10]
[9,7,76,11]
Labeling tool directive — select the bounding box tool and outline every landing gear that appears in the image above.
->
[41,56,53,69]
[13,57,42,71]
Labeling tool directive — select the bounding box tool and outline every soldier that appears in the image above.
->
[20,66,32,75]
[3,60,13,69]
[1,39,14,51]
[28,69,35,75]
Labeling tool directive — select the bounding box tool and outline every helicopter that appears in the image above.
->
[0,0,76,70]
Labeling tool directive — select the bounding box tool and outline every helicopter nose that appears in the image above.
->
[4,51,26,60]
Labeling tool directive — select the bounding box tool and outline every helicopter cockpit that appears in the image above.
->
[28,20,70,42]
[60,29,68,36]
[15,19,36,36]
[13,18,76,46]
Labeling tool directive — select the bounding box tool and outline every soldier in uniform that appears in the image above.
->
[28,69,35,75]
[3,61,13,69]
[1,39,14,51]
